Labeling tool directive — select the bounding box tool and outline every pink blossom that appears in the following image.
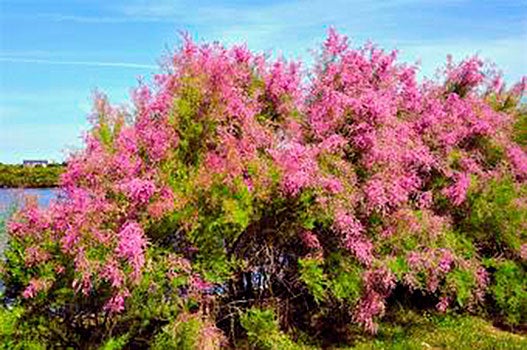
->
[436,296,450,313]
[437,249,455,274]
[22,278,48,299]
[115,127,139,154]
[190,275,213,292]
[364,178,390,212]
[406,252,423,269]
[427,274,440,293]
[24,247,50,267]
[354,292,384,334]
[417,191,433,209]
[72,249,93,295]
[521,244,527,261]
[475,266,489,288]
[119,178,156,205]
[354,268,395,333]
[115,222,147,280]
[445,56,485,95]
[321,177,343,194]
[324,27,349,57]
[269,141,318,195]
[319,134,347,152]
[346,238,374,265]
[147,186,175,219]
[300,231,322,250]
[507,145,527,180]
[136,120,177,163]
[104,289,130,314]
[442,172,470,206]
[334,210,372,264]
[101,260,124,288]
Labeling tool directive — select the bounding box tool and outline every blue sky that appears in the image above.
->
[0,0,526,164]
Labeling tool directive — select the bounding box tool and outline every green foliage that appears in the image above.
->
[0,244,194,348]
[299,255,363,305]
[0,306,46,350]
[325,253,363,303]
[298,258,327,303]
[513,106,527,146]
[386,256,409,281]
[152,317,201,350]
[0,163,64,188]
[173,77,210,167]
[330,264,363,303]
[464,177,527,255]
[99,335,129,350]
[486,259,527,326]
[151,312,224,350]
[446,268,476,307]
[240,308,306,350]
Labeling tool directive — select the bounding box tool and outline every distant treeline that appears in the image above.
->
[0,163,65,188]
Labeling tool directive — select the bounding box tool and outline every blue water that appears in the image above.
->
[0,188,57,214]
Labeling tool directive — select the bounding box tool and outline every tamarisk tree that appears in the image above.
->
[2,29,526,349]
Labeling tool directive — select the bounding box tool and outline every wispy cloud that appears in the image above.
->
[28,13,175,23]
[0,57,157,69]
[398,36,527,82]
[1,0,525,164]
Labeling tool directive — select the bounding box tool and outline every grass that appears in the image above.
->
[234,308,526,349]
[349,310,527,350]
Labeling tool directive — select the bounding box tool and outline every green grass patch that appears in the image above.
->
[350,311,527,350]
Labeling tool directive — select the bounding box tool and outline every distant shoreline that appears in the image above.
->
[0,164,65,188]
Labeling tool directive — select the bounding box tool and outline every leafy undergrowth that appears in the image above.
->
[232,307,527,349]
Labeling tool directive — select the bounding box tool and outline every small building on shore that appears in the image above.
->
[23,160,49,167]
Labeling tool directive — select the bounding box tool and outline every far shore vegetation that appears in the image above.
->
[0,163,65,188]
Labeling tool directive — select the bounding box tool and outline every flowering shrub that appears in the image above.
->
[1,29,526,348]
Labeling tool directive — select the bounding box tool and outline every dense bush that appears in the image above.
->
[0,163,64,188]
[1,30,526,348]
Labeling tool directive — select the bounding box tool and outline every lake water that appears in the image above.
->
[0,188,58,213]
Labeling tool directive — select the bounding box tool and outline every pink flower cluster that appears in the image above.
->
[115,222,147,280]
[118,178,156,205]
[508,145,527,180]
[334,209,372,265]
[299,230,322,250]
[354,267,396,333]
[22,278,50,299]
[442,172,471,206]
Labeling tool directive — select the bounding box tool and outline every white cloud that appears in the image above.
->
[0,57,156,69]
